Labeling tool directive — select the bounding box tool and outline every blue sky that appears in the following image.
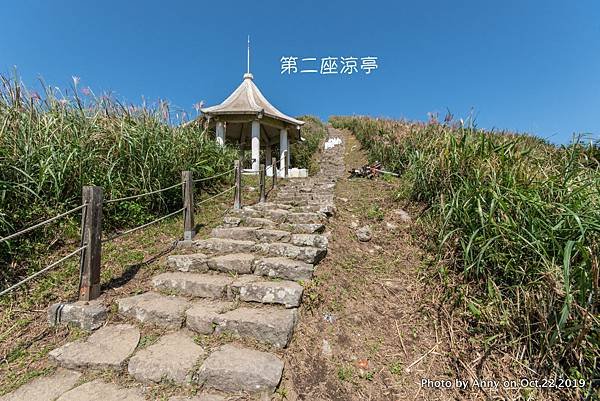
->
[1,0,599,144]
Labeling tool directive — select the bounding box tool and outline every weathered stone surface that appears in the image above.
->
[117,292,189,328]
[393,208,412,223]
[251,202,293,211]
[356,226,372,242]
[207,253,255,274]
[260,209,289,221]
[254,257,314,281]
[255,229,291,243]
[281,223,325,234]
[255,242,326,264]
[194,238,255,254]
[169,395,226,401]
[56,379,144,401]
[48,300,107,331]
[196,344,283,394]
[128,331,204,384]
[49,324,139,370]
[0,368,81,401]
[285,212,325,225]
[210,227,259,241]
[214,307,297,348]
[186,300,234,334]
[243,217,277,228]
[232,276,303,308]
[290,233,328,250]
[152,272,232,298]
[167,254,209,272]
[222,216,241,226]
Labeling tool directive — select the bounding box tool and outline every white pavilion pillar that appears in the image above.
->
[279,128,288,176]
[251,120,260,171]
[215,121,225,146]
[265,142,272,174]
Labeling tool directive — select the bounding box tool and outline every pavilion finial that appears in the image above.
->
[247,35,250,74]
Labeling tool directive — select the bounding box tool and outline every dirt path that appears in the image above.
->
[281,127,461,401]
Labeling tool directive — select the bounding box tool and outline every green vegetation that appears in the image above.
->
[331,116,599,380]
[0,73,237,288]
[290,115,327,174]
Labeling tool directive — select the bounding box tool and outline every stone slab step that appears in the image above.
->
[186,300,235,334]
[49,324,140,371]
[193,238,255,254]
[207,253,255,274]
[55,379,144,401]
[128,331,204,384]
[254,257,314,281]
[166,253,209,272]
[168,394,226,401]
[290,233,328,250]
[152,272,233,298]
[241,216,277,229]
[214,306,297,348]
[232,276,303,308]
[0,368,81,401]
[196,344,283,394]
[278,223,325,234]
[250,202,293,211]
[116,292,190,329]
[284,212,327,225]
[255,242,327,264]
[210,227,259,241]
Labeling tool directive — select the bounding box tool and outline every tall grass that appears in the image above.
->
[0,73,237,287]
[331,116,599,380]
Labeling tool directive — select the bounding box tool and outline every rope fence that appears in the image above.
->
[0,204,87,244]
[0,157,281,300]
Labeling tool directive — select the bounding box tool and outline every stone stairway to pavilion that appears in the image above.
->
[1,128,345,401]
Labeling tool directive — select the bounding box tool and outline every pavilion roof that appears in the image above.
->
[201,73,305,127]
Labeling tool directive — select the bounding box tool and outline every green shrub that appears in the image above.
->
[290,115,327,174]
[331,116,599,380]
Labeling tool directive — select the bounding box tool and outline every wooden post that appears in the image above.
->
[234,159,242,209]
[259,163,266,203]
[182,171,194,241]
[79,186,102,301]
[272,156,277,189]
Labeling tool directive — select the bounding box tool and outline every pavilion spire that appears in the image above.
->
[247,35,250,74]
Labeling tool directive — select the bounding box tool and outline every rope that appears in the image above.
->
[193,167,235,183]
[102,207,185,243]
[104,181,183,204]
[0,204,87,244]
[196,186,235,206]
[0,245,86,297]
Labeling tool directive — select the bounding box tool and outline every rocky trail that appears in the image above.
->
[0,128,346,401]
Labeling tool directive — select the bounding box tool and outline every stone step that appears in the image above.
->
[186,300,236,334]
[49,324,140,371]
[193,238,255,254]
[254,257,314,281]
[290,233,328,250]
[168,394,226,401]
[153,272,303,307]
[0,368,81,401]
[152,272,233,299]
[128,331,204,384]
[232,276,303,308]
[166,253,209,272]
[242,216,278,228]
[210,226,260,241]
[196,344,283,394]
[250,202,293,211]
[116,292,190,329]
[207,253,255,274]
[255,242,327,264]
[214,306,297,348]
[278,223,325,234]
[284,212,327,225]
[55,379,145,401]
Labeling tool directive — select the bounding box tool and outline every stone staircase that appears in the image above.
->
[1,128,345,401]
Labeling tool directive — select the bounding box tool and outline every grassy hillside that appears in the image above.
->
[0,75,237,288]
[331,116,599,380]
